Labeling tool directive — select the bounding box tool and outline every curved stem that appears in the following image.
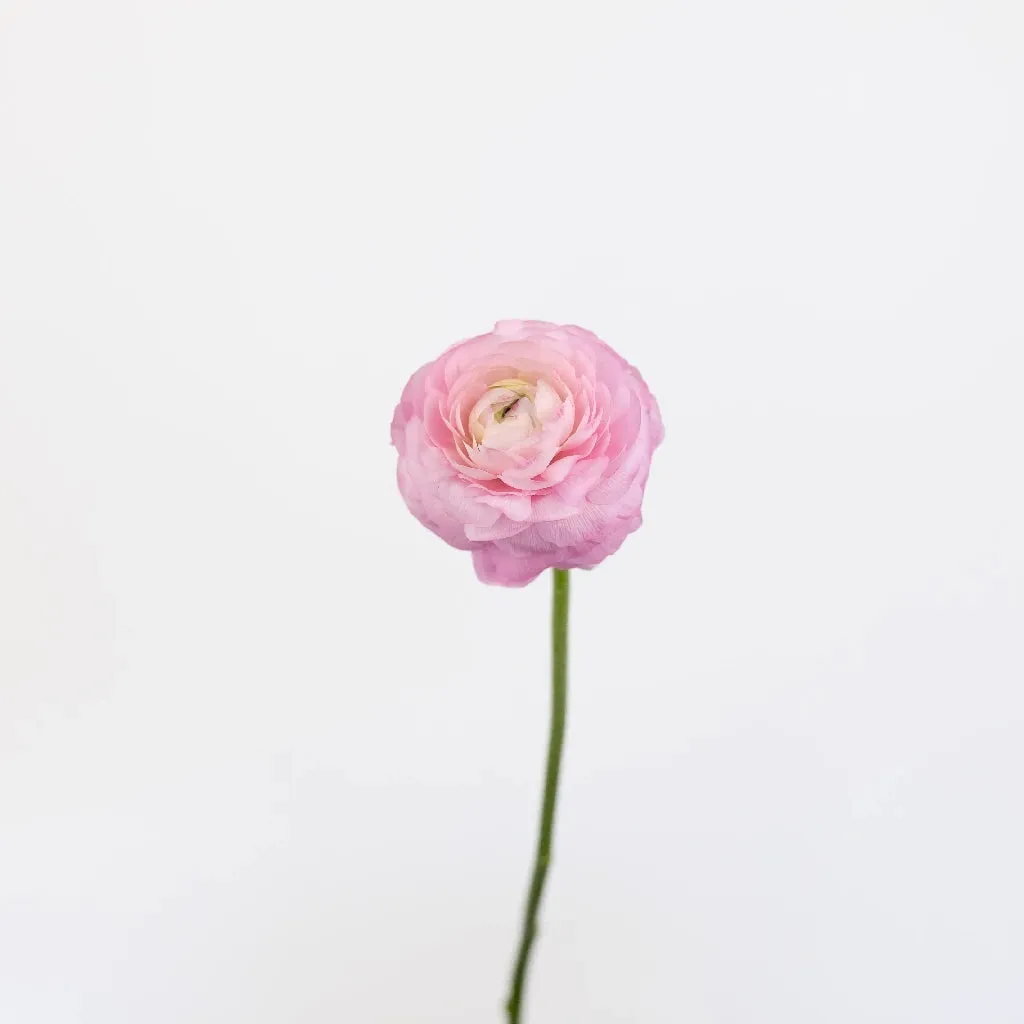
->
[506,568,570,1024]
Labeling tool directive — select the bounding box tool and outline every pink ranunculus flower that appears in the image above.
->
[391,320,664,587]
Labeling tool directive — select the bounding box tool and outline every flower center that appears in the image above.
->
[493,395,523,423]
[467,377,563,451]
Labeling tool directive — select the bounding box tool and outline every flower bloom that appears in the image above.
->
[391,320,663,586]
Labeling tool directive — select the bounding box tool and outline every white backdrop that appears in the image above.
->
[2,2,1023,1021]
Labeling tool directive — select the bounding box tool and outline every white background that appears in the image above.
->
[2,1,1023,1021]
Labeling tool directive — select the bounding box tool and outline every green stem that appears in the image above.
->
[506,568,570,1024]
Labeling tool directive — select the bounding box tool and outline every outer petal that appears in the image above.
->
[471,547,552,587]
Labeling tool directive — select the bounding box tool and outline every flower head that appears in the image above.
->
[391,320,663,586]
